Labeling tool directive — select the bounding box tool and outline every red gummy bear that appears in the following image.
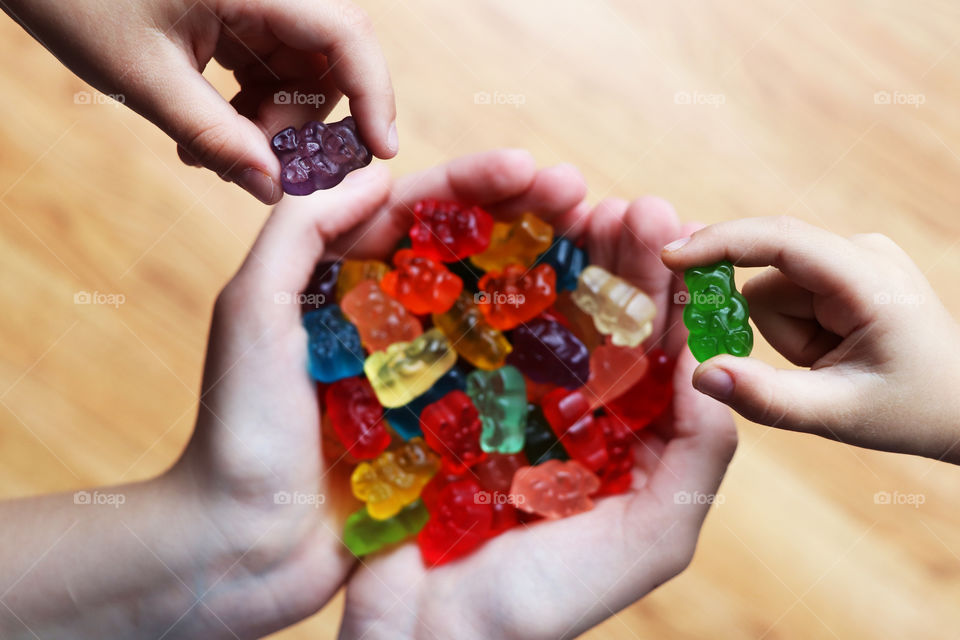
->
[509,459,600,519]
[325,377,391,460]
[606,348,675,431]
[541,388,608,471]
[418,478,493,566]
[409,199,494,262]
[420,390,486,469]
[380,249,463,315]
[473,453,526,533]
[594,415,634,496]
[476,264,557,331]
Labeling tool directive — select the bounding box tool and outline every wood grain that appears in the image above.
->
[1,0,959,638]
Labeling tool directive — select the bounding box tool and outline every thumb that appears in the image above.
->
[691,355,858,438]
[132,53,282,204]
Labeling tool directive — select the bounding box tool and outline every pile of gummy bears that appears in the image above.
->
[300,199,678,567]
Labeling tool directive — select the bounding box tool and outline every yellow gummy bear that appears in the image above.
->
[336,259,390,301]
[351,438,439,520]
[571,265,656,347]
[363,328,457,407]
[470,212,554,272]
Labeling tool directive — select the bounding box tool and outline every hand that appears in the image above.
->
[661,216,960,463]
[338,197,738,640]
[2,0,397,204]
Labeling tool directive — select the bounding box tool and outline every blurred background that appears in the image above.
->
[2,0,960,638]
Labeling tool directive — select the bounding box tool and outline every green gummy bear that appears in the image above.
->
[683,260,753,362]
[465,365,528,454]
[343,500,429,556]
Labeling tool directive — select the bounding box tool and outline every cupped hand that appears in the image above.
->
[338,197,738,640]
[3,0,397,203]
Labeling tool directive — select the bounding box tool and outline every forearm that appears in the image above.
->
[0,468,239,639]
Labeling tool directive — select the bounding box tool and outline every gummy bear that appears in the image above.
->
[418,477,493,566]
[271,116,372,195]
[594,415,634,496]
[551,291,603,351]
[409,199,494,262]
[336,259,390,302]
[300,260,340,312]
[420,390,485,469]
[465,365,528,454]
[683,260,754,362]
[380,249,463,315]
[572,266,656,347]
[584,344,649,409]
[364,328,457,408]
[477,263,557,330]
[509,459,600,519]
[432,292,512,370]
[341,280,422,352]
[343,500,429,556]
[325,377,391,461]
[351,438,439,520]
[606,348,675,431]
[535,236,587,292]
[470,212,554,272]
[506,317,590,389]
[383,366,467,441]
[541,388,608,471]
[523,403,569,464]
[524,377,557,404]
[473,453,526,533]
[303,306,366,383]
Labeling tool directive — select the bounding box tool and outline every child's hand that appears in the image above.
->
[662,216,960,463]
[339,197,737,640]
[2,0,397,204]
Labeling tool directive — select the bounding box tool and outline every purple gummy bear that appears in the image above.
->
[507,317,590,389]
[271,116,372,195]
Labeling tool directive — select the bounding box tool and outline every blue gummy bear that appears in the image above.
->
[537,237,586,291]
[303,306,365,383]
[384,365,467,439]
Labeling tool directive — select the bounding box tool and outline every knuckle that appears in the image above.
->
[771,214,803,236]
[183,121,237,177]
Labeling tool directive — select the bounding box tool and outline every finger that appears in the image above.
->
[585,198,630,273]
[690,354,859,436]
[553,200,593,240]
[615,196,682,338]
[743,269,842,366]
[664,222,704,355]
[326,149,538,257]
[228,164,392,321]
[660,216,868,298]
[262,0,398,158]
[486,163,588,225]
[134,49,283,203]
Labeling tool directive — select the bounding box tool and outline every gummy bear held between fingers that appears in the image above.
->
[682,260,754,362]
[271,116,372,196]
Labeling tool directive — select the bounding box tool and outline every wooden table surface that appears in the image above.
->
[2,1,959,638]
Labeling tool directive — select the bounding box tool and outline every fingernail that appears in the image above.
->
[386,121,399,154]
[663,236,691,252]
[695,368,734,401]
[237,168,279,204]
